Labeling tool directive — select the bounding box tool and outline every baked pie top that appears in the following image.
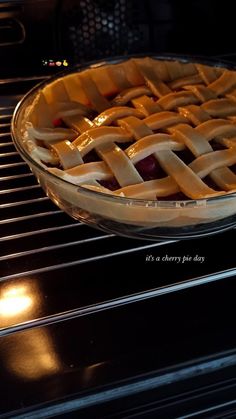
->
[25,57,236,202]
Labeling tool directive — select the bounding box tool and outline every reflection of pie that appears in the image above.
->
[23,57,236,229]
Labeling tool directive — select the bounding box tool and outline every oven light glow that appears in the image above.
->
[0,286,33,317]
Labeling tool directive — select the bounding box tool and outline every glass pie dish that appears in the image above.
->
[11,55,236,240]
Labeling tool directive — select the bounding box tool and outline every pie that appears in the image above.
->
[20,56,236,230]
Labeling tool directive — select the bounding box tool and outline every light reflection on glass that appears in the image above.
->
[0,281,41,328]
[0,281,62,380]
[83,361,107,384]
[7,329,61,380]
[0,286,33,317]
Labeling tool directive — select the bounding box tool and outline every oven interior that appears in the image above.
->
[0,1,236,418]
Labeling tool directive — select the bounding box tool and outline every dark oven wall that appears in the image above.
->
[0,0,235,78]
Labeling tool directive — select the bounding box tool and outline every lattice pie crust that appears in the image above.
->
[22,57,236,227]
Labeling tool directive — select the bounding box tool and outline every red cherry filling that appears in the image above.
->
[174,149,194,165]
[210,140,227,151]
[157,192,188,201]
[98,156,164,192]
[203,176,222,191]
[231,164,236,174]
[135,155,164,180]
[53,118,63,128]
[83,150,101,163]
[99,178,120,191]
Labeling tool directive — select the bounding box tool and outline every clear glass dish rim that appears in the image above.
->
[11,53,236,209]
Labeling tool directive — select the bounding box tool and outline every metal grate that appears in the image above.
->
[58,0,150,63]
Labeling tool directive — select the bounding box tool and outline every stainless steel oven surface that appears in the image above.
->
[1,1,236,418]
